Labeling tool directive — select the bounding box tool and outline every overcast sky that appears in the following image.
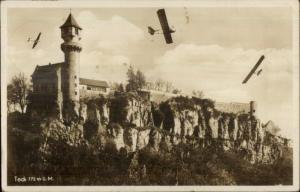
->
[6,6,296,138]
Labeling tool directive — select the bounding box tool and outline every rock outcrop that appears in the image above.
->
[33,93,290,165]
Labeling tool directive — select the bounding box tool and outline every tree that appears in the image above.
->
[110,82,125,92]
[119,83,125,92]
[126,66,146,92]
[145,82,155,90]
[192,90,204,99]
[172,89,182,94]
[7,73,30,114]
[165,81,174,93]
[136,70,146,89]
[154,79,165,91]
[126,65,138,92]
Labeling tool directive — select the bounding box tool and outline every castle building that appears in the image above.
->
[31,13,109,118]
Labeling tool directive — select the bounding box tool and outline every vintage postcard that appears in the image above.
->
[1,0,299,191]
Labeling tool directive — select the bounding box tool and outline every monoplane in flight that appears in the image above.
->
[27,32,42,49]
[242,55,265,84]
[148,9,175,44]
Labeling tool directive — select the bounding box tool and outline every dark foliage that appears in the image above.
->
[159,102,175,132]
[109,95,129,125]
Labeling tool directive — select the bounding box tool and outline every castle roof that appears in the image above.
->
[35,62,62,71]
[79,78,109,88]
[60,13,82,30]
[32,62,63,77]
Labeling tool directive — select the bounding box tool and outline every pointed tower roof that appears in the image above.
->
[60,13,82,30]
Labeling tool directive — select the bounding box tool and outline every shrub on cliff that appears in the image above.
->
[109,95,129,125]
[159,101,175,132]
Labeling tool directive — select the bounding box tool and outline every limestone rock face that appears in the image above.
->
[136,129,151,150]
[123,127,138,152]
[228,117,238,141]
[209,117,219,139]
[178,110,198,137]
[34,94,289,166]
[126,99,152,127]
[197,110,207,139]
[110,124,125,151]
[102,103,110,125]
[173,116,181,135]
[86,103,101,125]
[79,103,87,122]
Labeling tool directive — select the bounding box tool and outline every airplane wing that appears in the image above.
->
[242,55,265,84]
[162,32,173,44]
[36,32,41,42]
[32,41,38,49]
[157,9,173,44]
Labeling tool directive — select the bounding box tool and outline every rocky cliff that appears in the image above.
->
[34,92,289,166]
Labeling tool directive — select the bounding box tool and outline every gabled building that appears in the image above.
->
[79,78,110,97]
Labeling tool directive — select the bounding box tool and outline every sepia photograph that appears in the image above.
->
[1,0,299,191]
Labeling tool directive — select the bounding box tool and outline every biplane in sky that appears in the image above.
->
[242,55,265,84]
[148,9,175,44]
[27,32,42,49]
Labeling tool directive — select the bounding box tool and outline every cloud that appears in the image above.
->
[150,43,293,138]
[75,11,144,83]
[77,11,144,54]
[7,46,49,81]
[80,51,129,83]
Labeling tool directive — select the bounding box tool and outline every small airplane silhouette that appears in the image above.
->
[148,9,175,44]
[28,32,41,49]
[242,55,265,84]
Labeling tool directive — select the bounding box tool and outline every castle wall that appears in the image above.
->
[215,102,250,114]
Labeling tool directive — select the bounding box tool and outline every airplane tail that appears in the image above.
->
[169,28,176,33]
[169,25,176,33]
[148,26,156,35]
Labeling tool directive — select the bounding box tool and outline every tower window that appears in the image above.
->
[75,28,79,35]
[75,91,77,95]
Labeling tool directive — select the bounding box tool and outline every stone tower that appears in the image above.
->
[250,101,257,117]
[60,13,82,103]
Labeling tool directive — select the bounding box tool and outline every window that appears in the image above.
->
[75,83,77,87]
[74,75,77,79]
[87,87,91,90]
[75,91,77,95]
[75,28,79,35]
